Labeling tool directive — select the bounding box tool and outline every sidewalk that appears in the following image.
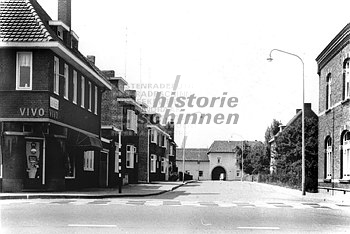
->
[0,181,191,200]
[249,181,350,205]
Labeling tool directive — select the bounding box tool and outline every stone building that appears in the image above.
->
[316,23,350,194]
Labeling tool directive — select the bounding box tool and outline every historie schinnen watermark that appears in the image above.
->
[153,75,240,125]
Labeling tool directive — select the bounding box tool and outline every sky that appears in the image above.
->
[38,0,350,148]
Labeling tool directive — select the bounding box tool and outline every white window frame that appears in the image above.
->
[94,86,98,115]
[150,154,157,173]
[161,158,165,173]
[73,70,77,104]
[326,75,331,110]
[170,145,174,156]
[163,135,167,148]
[88,81,92,111]
[64,63,69,100]
[54,56,59,94]
[126,110,138,133]
[151,129,157,143]
[81,76,85,108]
[326,137,332,179]
[126,145,135,169]
[114,145,120,173]
[84,151,94,171]
[16,52,33,90]
[345,61,350,99]
[343,132,350,179]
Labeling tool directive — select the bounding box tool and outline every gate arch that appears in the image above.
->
[211,166,226,180]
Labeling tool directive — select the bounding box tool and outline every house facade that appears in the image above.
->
[138,114,176,182]
[176,148,210,180]
[0,0,112,192]
[316,23,350,194]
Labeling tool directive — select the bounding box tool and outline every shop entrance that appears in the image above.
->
[23,139,44,189]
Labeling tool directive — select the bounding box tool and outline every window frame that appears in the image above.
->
[81,76,85,108]
[150,154,157,173]
[343,132,350,179]
[114,144,120,173]
[94,86,98,115]
[344,60,350,100]
[83,151,94,171]
[326,137,332,179]
[16,52,33,91]
[63,63,69,100]
[126,145,135,169]
[326,74,331,110]
[54,56,60,94]
[72,70,77,104]
[88,81,92,111]
[151,129,157,143]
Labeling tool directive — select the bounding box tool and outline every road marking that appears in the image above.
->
[237,227,280,230]
[68,224,117,228]
[201,219,212,226]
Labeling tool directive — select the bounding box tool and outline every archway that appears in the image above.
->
[211,166,226,180]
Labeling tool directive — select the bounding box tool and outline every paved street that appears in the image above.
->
[1,181,350,233]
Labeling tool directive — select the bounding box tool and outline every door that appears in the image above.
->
[23,140,43,189]
[99,150,109,187]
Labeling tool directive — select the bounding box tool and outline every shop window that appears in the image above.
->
[126,145,136,168]
[63,63,69,99]
[84,151,94,171]
[342,132,350,179]
[65,153,75,178]
[16,52,32,90]
[151,154,157,173]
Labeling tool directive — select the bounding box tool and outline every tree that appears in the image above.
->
[236,141,266,175]
[274,116,318,191]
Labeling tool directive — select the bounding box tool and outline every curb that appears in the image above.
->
[0,182,190,200]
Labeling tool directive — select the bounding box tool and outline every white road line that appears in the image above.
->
[68,224,117,228]
[237,227,280,230]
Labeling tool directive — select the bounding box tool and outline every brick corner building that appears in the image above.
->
[0,0,112,192]
[316,23,350,195]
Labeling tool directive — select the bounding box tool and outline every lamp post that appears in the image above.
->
[267,49,306,196]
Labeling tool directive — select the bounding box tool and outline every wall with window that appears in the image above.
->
[318,42,350,189]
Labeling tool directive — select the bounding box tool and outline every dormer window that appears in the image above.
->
[57,27,63,40]
[49,20,70,42]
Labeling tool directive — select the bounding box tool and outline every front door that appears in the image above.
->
[23,140,43,189]
[99,150,109,187]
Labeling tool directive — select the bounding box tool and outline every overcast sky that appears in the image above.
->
[38,0,350,148]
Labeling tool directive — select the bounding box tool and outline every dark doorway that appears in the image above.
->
[211,166,226,180]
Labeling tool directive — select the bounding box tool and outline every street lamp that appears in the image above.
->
[267,49,306,196]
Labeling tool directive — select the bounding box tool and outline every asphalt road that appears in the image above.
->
[1,181,350,234]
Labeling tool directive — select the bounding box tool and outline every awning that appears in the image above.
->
[68,131,103,149]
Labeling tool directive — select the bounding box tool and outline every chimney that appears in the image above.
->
[58,0,71,28]
[86,55,95,65]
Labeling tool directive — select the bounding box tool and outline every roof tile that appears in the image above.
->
[0,0,52,42]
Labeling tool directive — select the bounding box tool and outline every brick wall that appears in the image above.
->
[318,38,350,189]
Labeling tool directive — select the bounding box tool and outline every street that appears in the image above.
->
[1,181,350,233]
